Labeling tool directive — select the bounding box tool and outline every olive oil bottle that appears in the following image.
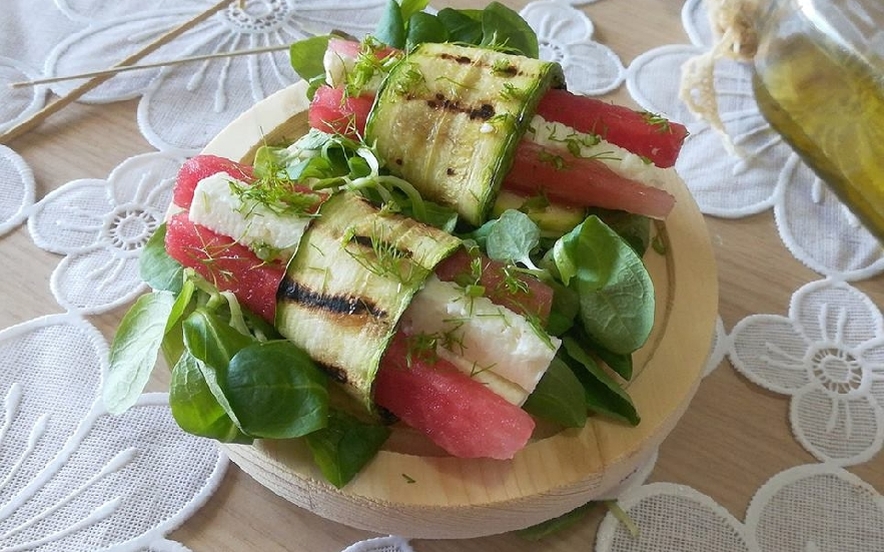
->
[752,2,884,241]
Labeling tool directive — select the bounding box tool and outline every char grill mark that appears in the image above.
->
[439,53,474,65]
[276,278,387,318]
[425,93,496,121]
[438,51,522,77]
[317,361,349,385]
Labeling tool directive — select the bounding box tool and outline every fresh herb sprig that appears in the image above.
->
[257,129,458,232]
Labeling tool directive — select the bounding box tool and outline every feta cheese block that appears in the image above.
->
[188,171,312,262]
[400,275,561,404]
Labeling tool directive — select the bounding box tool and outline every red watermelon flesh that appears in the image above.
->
[307,80,678,217]
[374,332,536,460]
[434,248,553,324]
[173,155,254,210]
[504,141,676,219]
[164,213,285,323]
[536,88,688,168]
[308,85,375,139]
[327,37,399,63]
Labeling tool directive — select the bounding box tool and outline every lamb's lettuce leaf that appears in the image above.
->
[553,216,655,355]
[521,357,587,428]
[306,410,392,488]
[139,223,182,293]
[291,0,538,64]
[288,35,330,84]
[169,351,251,443]
[104,290,176,415]
[562,336,639,426]
[226,341,329,439]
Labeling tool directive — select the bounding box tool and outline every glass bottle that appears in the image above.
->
[752,0,884,241]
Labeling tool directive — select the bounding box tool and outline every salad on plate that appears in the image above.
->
[104,0,688,489]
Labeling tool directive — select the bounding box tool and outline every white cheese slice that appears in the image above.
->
[401,276,560,401]
[188,171,311,262]
[526,115,670,191]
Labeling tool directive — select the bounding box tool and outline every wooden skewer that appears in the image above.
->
[0,0,236,145]
[9,44,291,89]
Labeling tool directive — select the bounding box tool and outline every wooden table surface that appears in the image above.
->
[3,1,882,550]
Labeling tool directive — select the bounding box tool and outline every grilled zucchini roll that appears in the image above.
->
[366,43,565,227]
[275,191,461,409]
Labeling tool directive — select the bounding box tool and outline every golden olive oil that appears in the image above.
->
[753,33,884,240]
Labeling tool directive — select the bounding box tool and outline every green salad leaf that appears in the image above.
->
[288,34,331,83]
[398,0,429,21]
[139,223,183,293]
[169,351,251,443]
[484,209,541,270]
[544,279,579,336]
[406,11,449,51]
[181,309,254,429]
[553,216,655,355]
[182,309,254,374]
[589,209,652,256]
[374,0,408,49]
[104,290,176,415]
[562,336,639,426]
[587,336,634,381]
[309,0,538,58]
[226,341,329,439]
[515,501,600,541]
[435,8,483,44]
[479,2,539,57]
[521,357,587,428]
[306,409,392,488]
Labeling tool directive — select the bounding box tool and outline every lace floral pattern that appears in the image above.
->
[340,536,415,552]
[27,152,181,314]
[0,313,227,552]
[625,0,884,281]
[594,464,884,552]
[43,0,389,154]
[729,279,884,466]
[520,1,625,96]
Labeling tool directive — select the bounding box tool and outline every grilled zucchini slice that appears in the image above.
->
[275,192,461,410]
[366,42,564,227]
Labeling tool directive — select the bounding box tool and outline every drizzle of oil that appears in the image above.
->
[753,33,884,240]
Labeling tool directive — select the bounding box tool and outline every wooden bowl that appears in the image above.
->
[201,81,718,539]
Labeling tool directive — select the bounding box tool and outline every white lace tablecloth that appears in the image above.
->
[0,0,881,551]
